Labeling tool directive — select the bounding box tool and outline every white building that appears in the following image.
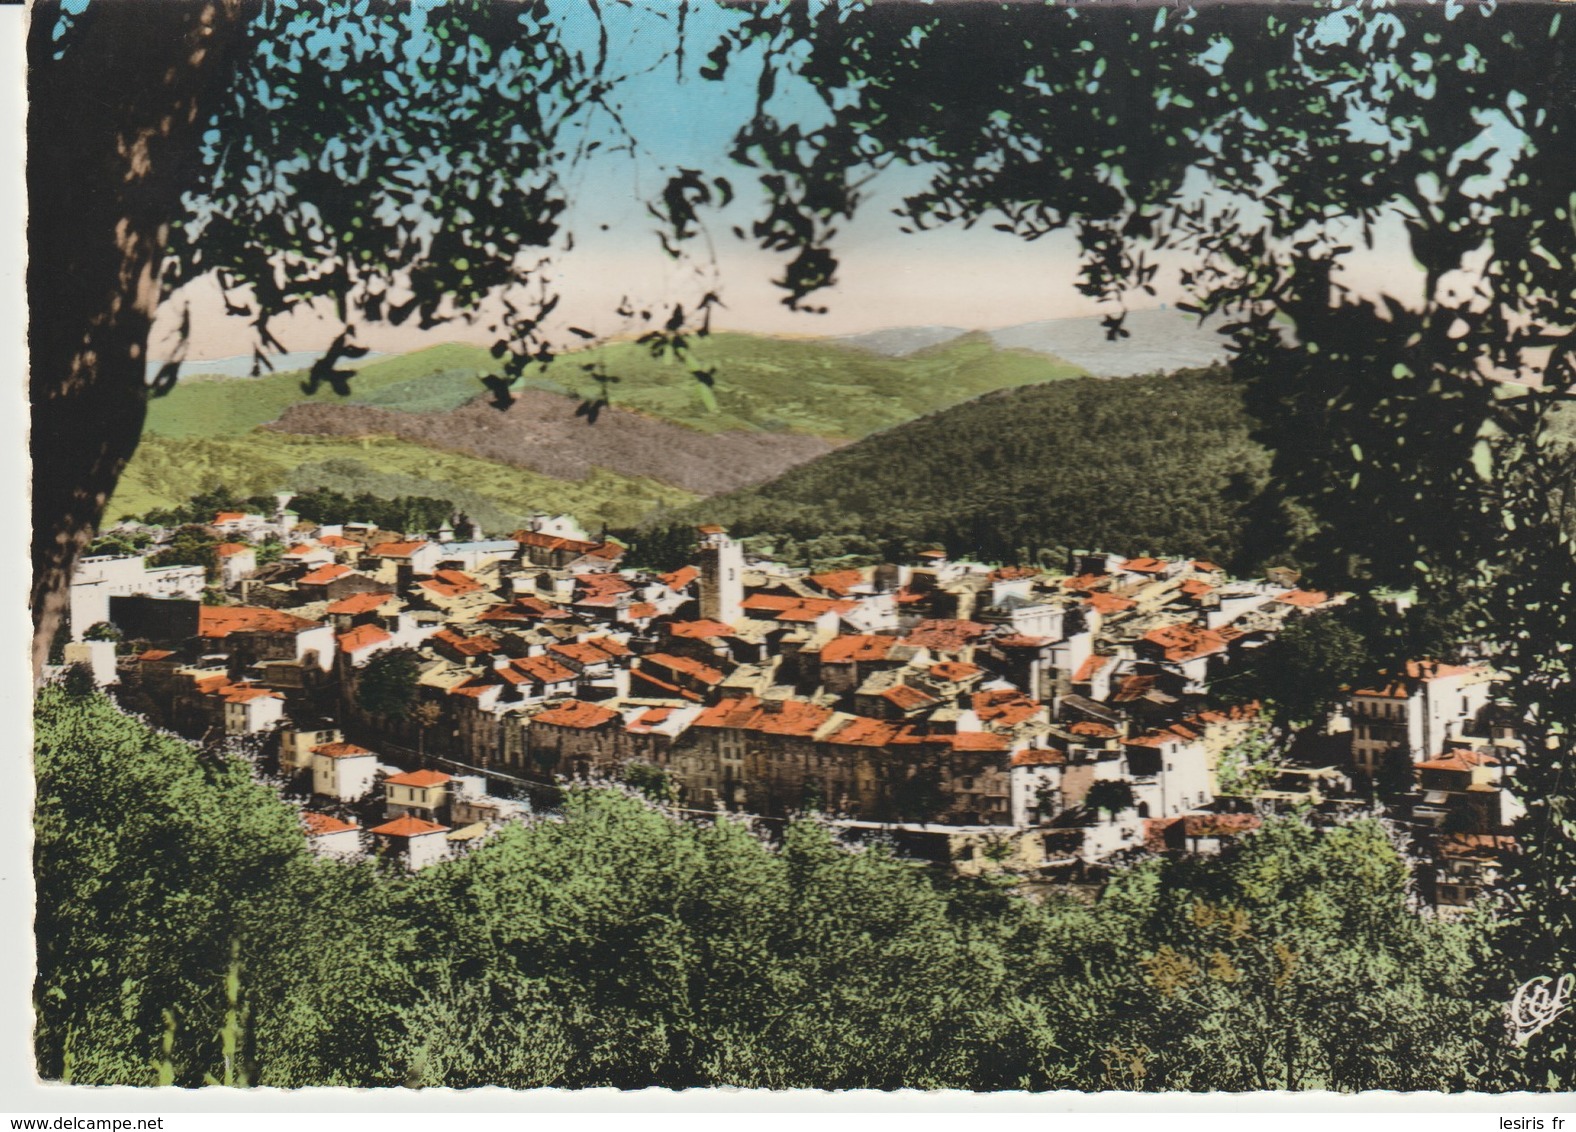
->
[311,741,380,802]
[69,554,205,639]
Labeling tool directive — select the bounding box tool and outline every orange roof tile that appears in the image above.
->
[822,634,901,664]
[669,619,738,640]
[312,741,374,758]
[371,815,449,838]
[808,568,866,597]
[627,602,658,620]
[1068,720,1119,738]
[973,689,1042,727]
[1122,557,1169,574]
[214,511,248,524]
[906,619,991,653]
[1275,589,1330,608]
[326,591,394,615]
[1419,748,1501,772]
[299,563,353,586]
[215,542,250,559]
[881,684,938,711]
[1086,592,1137,615]
[303,812,359,836]
[510,655,577,684]
[338,624,392,653]
[199,606,322,638]
[659,565,699,590]
[930,661,981,682]
[533,699,620,729]
[641,651,726,685]
[319,535,359,549]
[694,694,836,739]
[370,540,429,558]
[1142,623,1231,663]
[138,648,175,662]
[385,769,451,788]
[1072,654,1114,683]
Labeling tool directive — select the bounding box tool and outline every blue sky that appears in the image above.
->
[162,0,1434,361]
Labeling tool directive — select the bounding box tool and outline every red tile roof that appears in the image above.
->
[214,511,248,524]
[827,716,922,747]
[533,699,620,729]
[215,542,250,559]
[944,731,1010,752]
[1275,589,1330,608]
[303,812,359,836]
[1062,573,1113,594]
[222,685,282,704]
[338,624,392,653]
[431,628,501,657]
[973,689,1042,727]
[370,540,429,558]
[929,661,982,682]
[299,563,353,586]
[668,619,738,640]
[995,633,1052,649]
[1068,720,1119,738]
[808,568,866,597]
[659,565,699,590]
[284,543,321,558]
[1178,578,1215,598]
[821,634,901,664]
[640,651,726,685]
[1419,748,1500,772]
[1072,654,1113,683]
[138,648,175,662]
[627,602,658,620]
[881,683,939,711]
[1122,556,1169,574]
[326,591,394,615]
[385,769,451,788]
[1086,592,1137,615]
[906,619,991,653]
[502,654,571,684]
[740,593,856,621]
[552,640,621,667]
[421,569,485,598]
[312,741,374,759]
[370,815,449,838]
[694,694,836,739]
[200,606,322,638]
[319,535,359,549]
[1143,623,1231,663]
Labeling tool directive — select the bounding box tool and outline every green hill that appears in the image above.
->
[627,367,1302,573]
[114,332,1088,526]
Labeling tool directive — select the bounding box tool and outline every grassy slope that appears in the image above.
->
[116,331,1086,526]
[111,432,697,530]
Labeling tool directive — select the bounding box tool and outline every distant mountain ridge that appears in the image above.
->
[113,330,1088,528]
[838,308,1229,376]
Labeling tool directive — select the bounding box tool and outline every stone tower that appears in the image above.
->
[695,524,743,626]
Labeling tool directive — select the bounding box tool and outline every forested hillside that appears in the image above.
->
[34,683,1502,1090]
[111,333,1085,528]
[631,367,1303,574]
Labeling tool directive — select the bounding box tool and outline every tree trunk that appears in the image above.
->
[28,0,247,679]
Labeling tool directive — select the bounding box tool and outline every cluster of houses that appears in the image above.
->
[62,496,1522,901]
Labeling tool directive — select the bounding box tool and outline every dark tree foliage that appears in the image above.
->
[632,367,1296,573]
[353,647,424,721]
[1216,610,1373,731]
[286,486,457,537]
[147,525,224,584]
[710,1,1575,1079]
[35,688,1495,1090]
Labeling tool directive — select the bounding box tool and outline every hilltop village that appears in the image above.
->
[60,495,1522,911]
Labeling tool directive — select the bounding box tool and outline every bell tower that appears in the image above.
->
[695,524,743,626]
